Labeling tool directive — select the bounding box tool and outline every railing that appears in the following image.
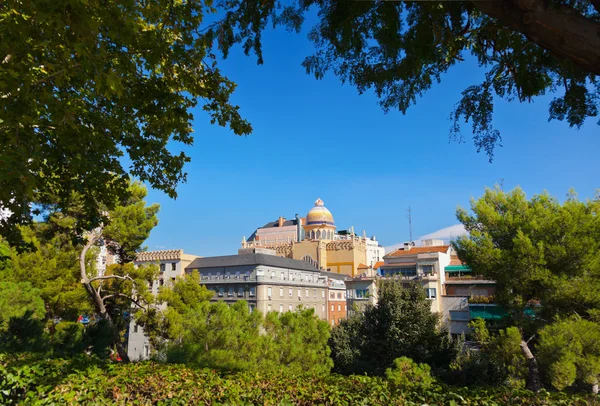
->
[444,273,495,282]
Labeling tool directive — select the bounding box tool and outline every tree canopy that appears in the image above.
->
[329,281,457,376]
[280,0,599,160]
[454,187,600,323]
[0,0,259,244]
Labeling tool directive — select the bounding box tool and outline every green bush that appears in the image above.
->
[385,357,435,390]
[0,356,596,405]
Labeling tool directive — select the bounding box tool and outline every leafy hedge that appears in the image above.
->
[1,355,598,405]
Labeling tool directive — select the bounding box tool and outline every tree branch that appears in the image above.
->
[472,0,600,75]
[102,293,145,309]
[89,274,135,284]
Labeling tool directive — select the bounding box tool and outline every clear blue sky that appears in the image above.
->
[143,18,600,256]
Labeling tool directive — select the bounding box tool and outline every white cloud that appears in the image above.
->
[384,224,468,253]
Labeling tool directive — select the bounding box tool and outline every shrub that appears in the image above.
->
[385,357,435,390]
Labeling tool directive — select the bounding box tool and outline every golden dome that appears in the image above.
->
[306,198,335,227]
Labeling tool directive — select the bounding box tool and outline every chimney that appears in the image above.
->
[278,216,285,227]
[403,241,414,250]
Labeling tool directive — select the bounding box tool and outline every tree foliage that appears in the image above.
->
[0,0,266,244]
[386,357,436,391]
[0,282,45,330]
[145,272,332,375]
[451,319,527,388]
[454,187,600,324]
[276,0,600,160]
[537,316,600,391]
[329,281,457,376]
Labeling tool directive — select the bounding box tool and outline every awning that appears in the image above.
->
[445,265,472,272]
[469,305,507,320]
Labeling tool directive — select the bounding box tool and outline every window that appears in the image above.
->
[331,305,334,312]
[345,305,347,311]
[133,324,138,333]
[337,292,342,299]
[356,289,369,298]
[159,264,165,273]
[280,287,284,297]
[426,288,437,299]
[298,289,301,297]
[228,287,234,297]
[171,277,176,282]
[422,265,434,275]
[171,263,176,271]
[267,304,272,312]
[267,287,272,297]
[338,304,341,311]
[322,290,325,298]
[249,304,255,313]
[289,304,293,312]
[159,279,164,287]
[144,345,149,358]
[279,304,283,313]
[238,287,244,297]
[331,319,335,326]
[305,288,309,297]
[382,267,417,277]
[289,288,293,297]
[218,287,224,297]
[281,272,285,280]
[322,304,325,314]
[330,292,335,299]
[249,287,256,297]
[313,288,316,298]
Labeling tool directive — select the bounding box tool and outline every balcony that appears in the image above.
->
[444,273,495,283]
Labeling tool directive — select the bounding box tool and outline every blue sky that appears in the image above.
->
[143,19,600,256]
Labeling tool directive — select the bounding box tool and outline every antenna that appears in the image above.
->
[499,178,505,192]
[406,206,413,243]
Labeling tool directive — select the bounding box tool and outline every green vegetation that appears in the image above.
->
[454,187,600,391]
[329,281,457,376]
[1,357,595,406]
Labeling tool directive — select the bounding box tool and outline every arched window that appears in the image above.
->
[316,230,321,239]
[310,230,315,239]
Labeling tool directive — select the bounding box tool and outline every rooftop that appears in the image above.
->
[385,245,450,258]
[136,250,185,262]
[186,253,320,272]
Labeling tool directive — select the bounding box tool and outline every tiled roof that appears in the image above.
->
[449,255,464,266]
[386,245,450,258]
[136,250,184,262]
[373,261,384,269]
[357,263,369,269]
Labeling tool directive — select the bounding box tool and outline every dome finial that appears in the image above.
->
[315,198,324,207]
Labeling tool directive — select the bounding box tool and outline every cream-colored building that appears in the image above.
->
[127,249,201,361]
[242,199,384,277]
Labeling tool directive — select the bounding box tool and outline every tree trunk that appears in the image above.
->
[473,0,600,75]
[79,230,130,362]
[520,338,541,392]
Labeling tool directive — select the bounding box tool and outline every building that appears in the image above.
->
[362,239,498,336]
[321,271,351,326]
[185,251,329,319]
[94,240,118,277]
[127,249,201,361]
[346,275,378,316]
[242,198,385,277]
[442,255,497,334]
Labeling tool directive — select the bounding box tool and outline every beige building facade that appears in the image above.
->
[242,199,384,277]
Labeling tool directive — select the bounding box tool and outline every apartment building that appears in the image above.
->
[127,249,201,361]
[321,271,350,326]
[185,252,328,319]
